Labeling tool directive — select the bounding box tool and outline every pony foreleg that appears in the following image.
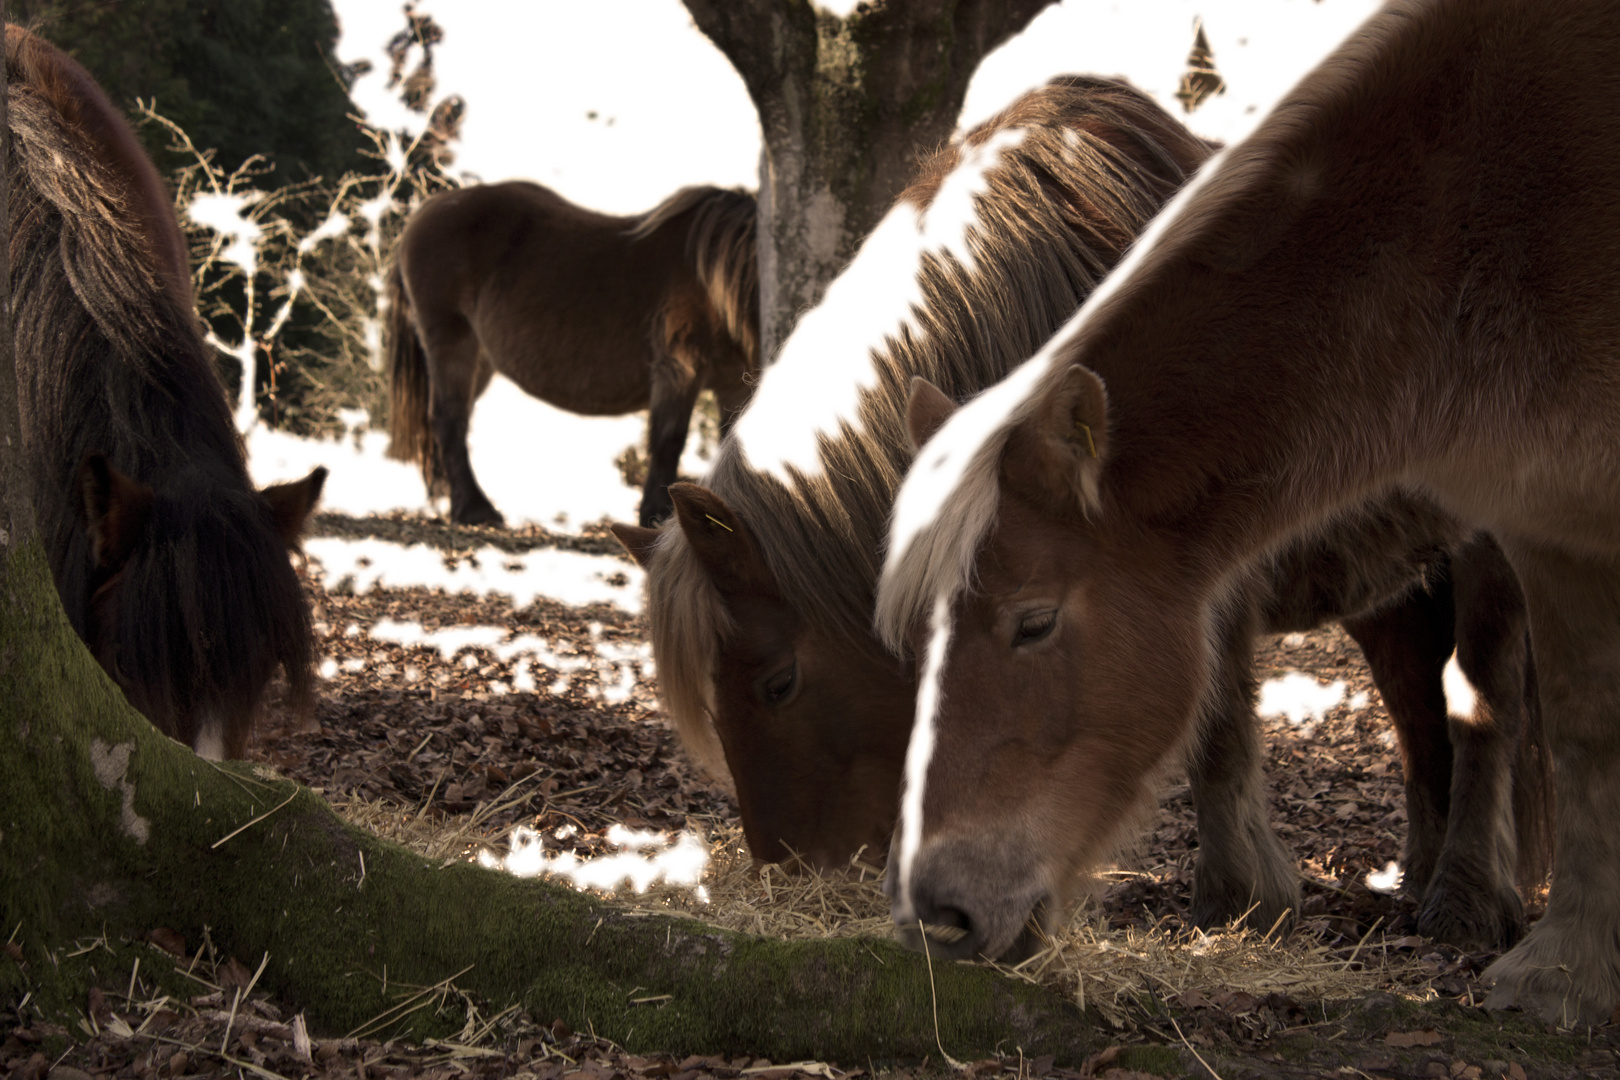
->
[1342,580,1456,908]
[1413,535,1530,949]
[426,349,503,527]
[1485,546,1620,1026]
[713,376,754,438]
[641,359,701,528]
[1186,596,1299,933]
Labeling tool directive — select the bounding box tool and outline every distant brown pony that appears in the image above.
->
[386,181,759,527]
[879,0,1614,1025]
[616,75,1546,948]
[8,25,325,759]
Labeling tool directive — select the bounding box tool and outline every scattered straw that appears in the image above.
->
[919,921,965,1070]
[329,801,1438,1031]
[211,790,298,848]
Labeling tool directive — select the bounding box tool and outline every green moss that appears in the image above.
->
[1115,1044,1186,1076]
[1,535,1112,1061]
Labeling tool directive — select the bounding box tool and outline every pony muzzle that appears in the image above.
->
[891,849,1054,962]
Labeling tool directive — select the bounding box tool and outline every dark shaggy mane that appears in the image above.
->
[648,76,1212,767]
[629,185,760,366]
[8,26,315,739]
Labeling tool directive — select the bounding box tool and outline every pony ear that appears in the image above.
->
[78,454,154,569]
[262,466,327,549]
[1001,363,1109,517]
[906,377,957,450]
[610,523,662,568]
[666,482,777,598]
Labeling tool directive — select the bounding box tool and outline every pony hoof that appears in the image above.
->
[1416,886,1522,951]
[1484,923,1620,1026]
[451,503,505,528]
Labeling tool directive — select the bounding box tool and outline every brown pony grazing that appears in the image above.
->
[386,180,759,528]
[613,75,1213,871]
[878,0,1616,1025]
[613,72,1547,949]
[8,25,326,760]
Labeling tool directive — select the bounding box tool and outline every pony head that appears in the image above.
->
[78,455,327,759]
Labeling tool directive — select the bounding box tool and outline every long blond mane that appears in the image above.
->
[647,77,1212,775]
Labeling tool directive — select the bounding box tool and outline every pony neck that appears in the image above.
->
[1076,13,1480,573]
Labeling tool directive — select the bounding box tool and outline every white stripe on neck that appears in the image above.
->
[733,129,1029,483]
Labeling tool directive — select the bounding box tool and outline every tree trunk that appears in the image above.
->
[682,0,1057,358]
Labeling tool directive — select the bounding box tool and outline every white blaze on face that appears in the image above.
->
[894,592,957,915]
[1443,649,1480,723]
[733,129,1029,483]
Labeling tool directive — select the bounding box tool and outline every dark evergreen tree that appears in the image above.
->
[10,0,366,183]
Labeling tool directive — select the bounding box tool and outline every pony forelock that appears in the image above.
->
[876,142,1237,650]
[875,350,1064,652]
[643,522,735,784]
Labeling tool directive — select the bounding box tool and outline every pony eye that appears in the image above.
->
[1013,610,1058,648]
[761,662,797,705]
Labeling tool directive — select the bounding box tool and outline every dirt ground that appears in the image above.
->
[8,509,1620,1080]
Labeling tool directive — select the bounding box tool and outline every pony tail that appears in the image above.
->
[687,189,761,369]
[384,259,440,491]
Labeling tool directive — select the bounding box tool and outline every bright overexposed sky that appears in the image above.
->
[330,0,1381,215]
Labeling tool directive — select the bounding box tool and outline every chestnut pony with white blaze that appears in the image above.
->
[616,78,1210,870]
[623,72,1546,952]
[880,0,1618,1023]
[8,26,325,759]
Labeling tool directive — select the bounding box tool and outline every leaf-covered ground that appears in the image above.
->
[8,510,1619,1080]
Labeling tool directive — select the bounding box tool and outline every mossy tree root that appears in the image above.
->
[0,540,1108,1061]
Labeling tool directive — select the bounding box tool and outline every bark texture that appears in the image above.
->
[682,0,1056,357]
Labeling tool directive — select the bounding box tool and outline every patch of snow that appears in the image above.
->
[479,824,709,899]
[305,536,643,614]
[1365,860,1402,894]
[247,378,650,533]
[1257,671,1346,727]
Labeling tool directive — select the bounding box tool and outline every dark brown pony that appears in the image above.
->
[878,0,1614,1025]
[617,74,1546,947]
[386,180,759,527]
[8,25,325,760]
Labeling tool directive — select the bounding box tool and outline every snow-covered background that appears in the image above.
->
[251,0,1382,533]
[244,0,1381,714]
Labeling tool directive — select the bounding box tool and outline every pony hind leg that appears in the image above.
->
[1342,576,1456,910]
[1484,545,1620,1026]
[640,347,702,527]
[422,324,503,527]
[1186,591,1300,933]
[1414,535,1534,949]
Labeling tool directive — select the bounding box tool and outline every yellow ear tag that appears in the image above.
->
[1073,419,1099,459]
[705,514,734,533]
